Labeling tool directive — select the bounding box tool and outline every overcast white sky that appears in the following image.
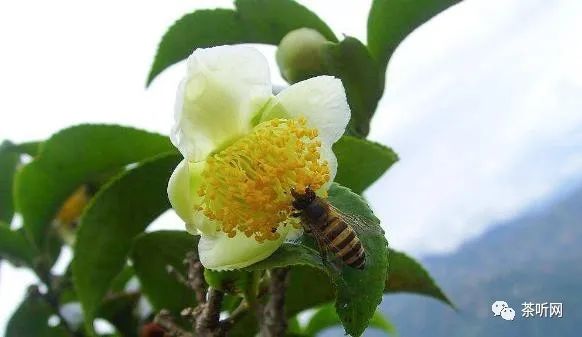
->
[1,0,581,333]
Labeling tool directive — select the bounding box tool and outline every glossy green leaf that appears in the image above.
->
[72,153,180,323]
[5,290,69,337]
[234,0,336,43]
[367,0,462,87]
[15,125,174,250]
[385,249,453,307]
[247,183,389,336]
[333,136,398,194]
[130,230,198,313]
[0,141,20,223]
[0,225,35,267]
[304,303,395,336]
[147,0,336,85]
[327,183,389,336]
[322,37,382,137]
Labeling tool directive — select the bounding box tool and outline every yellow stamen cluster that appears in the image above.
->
[198,118,330,242]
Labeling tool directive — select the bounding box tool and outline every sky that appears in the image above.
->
[1,0,581,333]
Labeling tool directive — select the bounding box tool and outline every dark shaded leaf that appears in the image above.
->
[97,292,141,337]
[304,303,395,336]
[130,230,198,313]
[322,37,382,137]
[5,290,69,337]
[72,153,180,323]
[15,124,174,250]
[0,225,35,267]
[367,0,463,89]
[109,265,135,293]
[385,248,453,307]
[333,136,398,194]
[147,0,336,85]
[8,141,42,157]
[0,141,20,223]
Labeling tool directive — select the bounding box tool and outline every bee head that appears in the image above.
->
[290,186,316,210]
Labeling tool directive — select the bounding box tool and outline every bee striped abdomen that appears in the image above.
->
[323,216,366,269]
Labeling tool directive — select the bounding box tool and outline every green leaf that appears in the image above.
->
[147,0,336,85]
[0,141,20,223]
[333,136,398,194]
[234,0,337,43]
[5,290,69,337]
[0,225,35,267]
[72,153,180,324]
[322,37,382,137]
[130,230,199,313]
[7,141,42,157]
[247,183,389,336]
[109,265,135,293]
[304,303,395,336]
[15,124,174,250]
[385,249,453,307]
[327,183,389,336]
[367,0,462,86]
[204,269,253,295]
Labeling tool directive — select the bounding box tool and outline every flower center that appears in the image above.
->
[198,118,330,242]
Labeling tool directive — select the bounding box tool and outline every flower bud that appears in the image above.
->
[276,28,329,83]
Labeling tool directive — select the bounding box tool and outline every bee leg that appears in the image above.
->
[313,234,329,266]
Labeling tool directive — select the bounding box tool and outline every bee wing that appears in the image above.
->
[327,203,385,236]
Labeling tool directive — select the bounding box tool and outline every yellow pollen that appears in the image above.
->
[198,118,330,242]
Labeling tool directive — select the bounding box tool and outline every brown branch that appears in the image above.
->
[195,288,224,337]
[185,252,207,304]
[260,268,290,337]
[154,310,193,337]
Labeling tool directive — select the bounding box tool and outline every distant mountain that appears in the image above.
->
[380,183,582,337]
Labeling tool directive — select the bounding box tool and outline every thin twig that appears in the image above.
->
[260,267,290,337]
[154,310,194,337]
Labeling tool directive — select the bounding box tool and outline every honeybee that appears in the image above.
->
[291,187,368,270]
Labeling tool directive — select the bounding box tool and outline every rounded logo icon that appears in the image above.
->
[501,307,516,321]
[492,301,508,316]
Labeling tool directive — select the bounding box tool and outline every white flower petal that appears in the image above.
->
[167,160,195,224]
[262,76,350,145]
[167,159,217,235]
[172,45,273,162]
[198,227,295,270]
[319,141,338,190]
